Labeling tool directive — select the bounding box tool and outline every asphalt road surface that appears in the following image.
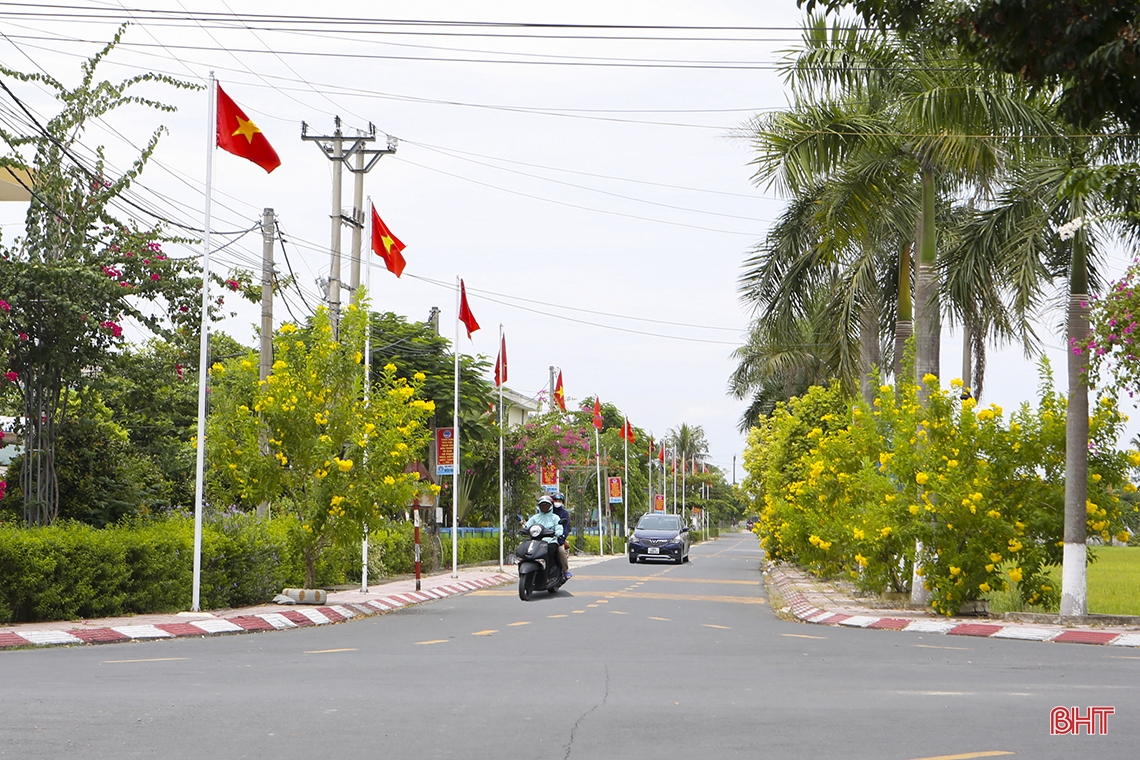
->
[1,533,1136,759]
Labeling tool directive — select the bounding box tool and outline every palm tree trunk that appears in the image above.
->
[859,298,880,404]
[960,325,972,398]
[914,168,940,388]
[894,241,913,383]
[1061,232,1089,619]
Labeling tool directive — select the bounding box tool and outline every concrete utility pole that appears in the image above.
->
[301,119,396,331]
[257,207,275,520]
[347,130,397,295]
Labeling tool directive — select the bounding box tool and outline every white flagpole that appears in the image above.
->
[623,419,629,546]
[595,423,603,556]
[497,324,504,573]
[682,454,686,526]
[361,198,372,594]
[191,73,217,612]
[452,277,461,578]
[672,451,678,516]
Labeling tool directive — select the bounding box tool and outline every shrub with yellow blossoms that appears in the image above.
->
[206,296,435,587]
[744,359,1133,615]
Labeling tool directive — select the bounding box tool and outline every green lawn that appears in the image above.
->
[986,546,1140,616]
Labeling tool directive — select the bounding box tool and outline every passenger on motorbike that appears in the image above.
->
[552,492,571,580]
[524,496,564,551]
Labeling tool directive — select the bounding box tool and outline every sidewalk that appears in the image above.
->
[0,553,613,651]
[765,563,1140,648]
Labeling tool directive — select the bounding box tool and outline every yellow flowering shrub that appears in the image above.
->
[206,296,433,586]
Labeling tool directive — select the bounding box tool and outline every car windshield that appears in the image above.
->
[637,515,680,531]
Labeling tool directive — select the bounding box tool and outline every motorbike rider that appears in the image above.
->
[524,496,565,568]
[552,492,572,580]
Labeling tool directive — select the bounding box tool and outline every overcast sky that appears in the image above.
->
[3,1,1138,478]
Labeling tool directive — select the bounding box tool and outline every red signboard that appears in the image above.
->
[608,477,623,504]
[653,493,665,512]
[540,458,559,492]
[436,427,455,476]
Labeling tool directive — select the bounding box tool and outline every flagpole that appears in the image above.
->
[361,197,372,594]
[672,451,678,516]
[595,425,603,557]
[497,324,504,573]
[452,276,461,578]
[681,454,686,526]
[623,418,629,546]
[191,73,217,612]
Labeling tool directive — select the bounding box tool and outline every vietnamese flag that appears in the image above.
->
[371,205,406,277]
[553,371,566,411]
[592,397,604,430]
[622,418,635,444]
[494,332,507,387]
[458,279,480,338]
[658,444,665,464]
[216,83,280,173]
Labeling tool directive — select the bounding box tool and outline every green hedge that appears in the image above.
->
[0,516,503,623]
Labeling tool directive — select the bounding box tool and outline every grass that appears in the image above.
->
[986,546,1140,616]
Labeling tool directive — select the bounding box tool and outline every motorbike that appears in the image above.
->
[515,522,568,600]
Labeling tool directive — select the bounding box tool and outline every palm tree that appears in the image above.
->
[949,136,1140,617]
[666,423,710,470]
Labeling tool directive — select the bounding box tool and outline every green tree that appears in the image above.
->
[0,30,202,525]
[206,301,436,587]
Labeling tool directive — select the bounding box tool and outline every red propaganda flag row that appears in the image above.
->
[216,83,280,173]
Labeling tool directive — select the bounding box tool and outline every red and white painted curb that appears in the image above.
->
[0,574,513,650]
[766,566,1140,648]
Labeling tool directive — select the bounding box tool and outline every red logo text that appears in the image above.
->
[1050,706,1114,736]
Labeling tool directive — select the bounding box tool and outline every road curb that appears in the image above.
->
[0,574,515,651]
[764,565,1140,648]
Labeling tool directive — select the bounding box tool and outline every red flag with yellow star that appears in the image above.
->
[592,397,604,430]
[370,205,406,277]
[553,371,566,411]
[216,83,280,173]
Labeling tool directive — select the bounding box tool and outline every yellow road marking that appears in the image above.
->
[415,639,450,645]
[303,648,357,654]
[908,752,1013,760]
[548,614,568,618]
[587,604,599,608]
[572,610,585,614]
[649,616,671,621]
[702,624,731,630]
[472,630,498,636]
[596,600,609,604]
[781,633,826,640]
[101,657,188,664]
[914,644,973,651]
[610,610,627,615]
[508,622,530,627]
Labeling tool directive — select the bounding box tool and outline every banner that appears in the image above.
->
[436,427,455,476]
[608,477,623,504]
[540,458,559,492]
[653,493,665,512]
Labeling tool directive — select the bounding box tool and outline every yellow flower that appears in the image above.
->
[853,528,865,540]
[909,504,919,515]
[336,458,353,472]
[989,552,1002,563]
[1117,531,1132,543]
[978,582,991,593]
[947,459,959,468]
[879,526,893,538]
[280,323,297,334]
[210,362,225,373]
[961,397,976,410]
[923,373,938,384]
[819,540,832,551]
[272,360,287,371]
[1086,499,1098,514]
[330,495,345,507]
[384,363,397,372]
[855,554,868,567]
[1008,567,1023,583]
[354,351,363,364]
[987,510,1001,519]
[808,535,821,546]
[1008,538,1023,552]
[1129,451,1140,467]
[1091,473,1102,483]
[985,563,994,572]
[976,409,995,421]
[915,472,929,485]
[414,372,426,381]
[879,384,891,393]
[383,475,396,486]
[951,378,963,388]
[879,452,893,466]
[949,566,961,576]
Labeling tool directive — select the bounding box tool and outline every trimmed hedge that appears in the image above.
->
[0,516,499,623]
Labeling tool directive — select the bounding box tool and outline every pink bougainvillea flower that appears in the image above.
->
[0,300,10,312]
[100,320,123,338]
[150,273,161,281]
[226,279,240,291]
[175,363,184,380]
[4,370,17,383]
[18,332,27,342]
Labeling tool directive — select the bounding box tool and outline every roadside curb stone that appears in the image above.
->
[765,562,1140,648]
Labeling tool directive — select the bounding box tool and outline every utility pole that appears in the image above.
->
[549,365,557,412]
[257,207,275,520]
[301,119,395,331]
[347,130,397,295]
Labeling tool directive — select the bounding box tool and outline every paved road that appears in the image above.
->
[1,533,1136,759]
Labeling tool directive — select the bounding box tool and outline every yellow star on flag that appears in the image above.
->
[380,234,396,253]
[232,116,262,144]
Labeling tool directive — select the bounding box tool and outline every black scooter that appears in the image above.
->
[515,522,568,600]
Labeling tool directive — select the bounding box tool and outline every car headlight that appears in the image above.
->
[670,533,683,544]
[629,535,646,546]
